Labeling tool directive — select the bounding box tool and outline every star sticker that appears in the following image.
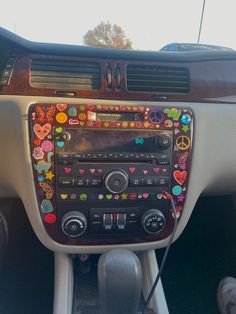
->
[177,194,185,202]
[121,193,128,200]
[182,125,189,133]
[45,171,54,180]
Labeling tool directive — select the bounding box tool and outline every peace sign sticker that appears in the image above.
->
[176,135,190,151]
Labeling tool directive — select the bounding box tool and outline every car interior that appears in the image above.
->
[1,26,236,314]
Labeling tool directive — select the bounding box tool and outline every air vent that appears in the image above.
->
[31,59,101,90]
[126,65,189,94]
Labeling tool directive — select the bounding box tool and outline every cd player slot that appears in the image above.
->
[58,153,170,165]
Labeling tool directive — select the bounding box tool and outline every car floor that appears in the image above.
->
[0,195,235,314]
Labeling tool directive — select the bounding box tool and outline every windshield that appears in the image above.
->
[0,0,235,51]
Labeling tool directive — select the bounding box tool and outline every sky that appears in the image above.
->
[0,0,236,51]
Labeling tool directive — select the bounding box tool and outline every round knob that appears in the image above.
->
[141,209,166,234]
[104,170,129,194]
[62,211,87,238]
[155,134,172,150]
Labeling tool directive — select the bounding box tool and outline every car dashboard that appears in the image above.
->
[1,27,236,255]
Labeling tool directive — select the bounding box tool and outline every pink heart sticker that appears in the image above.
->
[98,169,103,174]
[33,123,51,140]
[64,167,71,174]
[90,169,95,174]
[56,103,67,111]
[153,168,159,174]
[129,167,136,174]
[79,169,84,175]
[143,193,149,199]
[143,170,148,175]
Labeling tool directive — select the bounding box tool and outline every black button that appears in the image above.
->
[127,211,138,222]
[91,178,102,187]
[130,176,143,186]
[143,177,156,186]
[58,153,73,165]
[155,177,169,186]
[75,178,86,187]
[92,213,102,221]
[73,153,82,159]
[2,70,11,77]
[157,154,170,165]
[59,178,74,187]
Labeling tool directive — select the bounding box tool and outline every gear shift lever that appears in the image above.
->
[98,249,142,314]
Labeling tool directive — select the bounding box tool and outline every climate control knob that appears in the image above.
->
[141,209,166,234]
[62,211,87,238]
[104,170,129,194]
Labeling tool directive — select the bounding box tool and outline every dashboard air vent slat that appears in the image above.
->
[126,65,189,94]
[31,59,101,90]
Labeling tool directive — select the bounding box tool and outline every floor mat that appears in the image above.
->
[0,199,54,314]
[156,195,236,314]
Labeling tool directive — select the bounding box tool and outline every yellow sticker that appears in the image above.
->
[79,113,87,121]
[60,194,68,200]
[176,135,190,151]
[56,112,68,124]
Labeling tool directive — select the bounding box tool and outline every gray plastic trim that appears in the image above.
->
[53,253,73,314]
[139,250,169,314]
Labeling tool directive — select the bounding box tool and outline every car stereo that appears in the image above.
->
[29,103,193,245]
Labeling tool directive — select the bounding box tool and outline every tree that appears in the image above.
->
[83,22,132,49]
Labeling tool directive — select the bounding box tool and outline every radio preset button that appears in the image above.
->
[130,177,143,186]
[143,177,156,186]
[155,177,169,186]
[75,178,87,187]
[59,177,74,187]
[91,178,102,187]
[104,170,129,194]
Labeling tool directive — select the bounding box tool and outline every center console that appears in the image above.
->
[29,103,193,245]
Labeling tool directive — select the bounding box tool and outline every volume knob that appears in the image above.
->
[62,211,87,238]
[104,170,129,194]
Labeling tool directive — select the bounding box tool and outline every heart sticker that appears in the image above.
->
[174,170,187,185]
[55,127,62,133]
[90,169,96,174]
[64,167,71,174]
[143,193,149,199]
[143,170,148,175]
[33,123,51,140]
[153,168,159,174]
[97,169,103,174]
[56,103,67,111]
[129,167,135,174]
[56,141,64,148]
[79,169,85,175]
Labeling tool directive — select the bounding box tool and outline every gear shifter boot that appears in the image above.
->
[98,249,142,314]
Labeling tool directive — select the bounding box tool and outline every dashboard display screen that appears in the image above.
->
[63,129,167,153]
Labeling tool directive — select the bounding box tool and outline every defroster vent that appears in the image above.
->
[31,59,101,90]
[126,65,189,94]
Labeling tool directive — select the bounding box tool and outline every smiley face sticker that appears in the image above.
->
[176,135,190,151]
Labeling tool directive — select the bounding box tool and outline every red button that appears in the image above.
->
[44,213,56,224]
